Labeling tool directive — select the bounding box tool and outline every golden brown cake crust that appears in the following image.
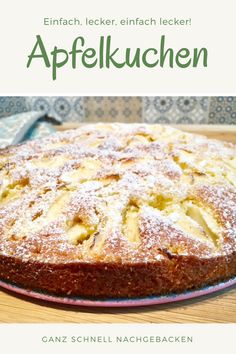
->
[0,123,236,297]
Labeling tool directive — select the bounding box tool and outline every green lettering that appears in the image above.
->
[142,48,159,67]
[193,48,208,67]
[160,35,174,68]
[99,36,104,68]
[27,35,50,68]
[70,36,85,69]
[175,48,191,68]
[82,48,97,68]
[51,46,69,80]
[126,48,141,67]
[106,36,125,68]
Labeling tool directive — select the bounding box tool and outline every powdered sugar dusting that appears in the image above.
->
[0,123,236,264]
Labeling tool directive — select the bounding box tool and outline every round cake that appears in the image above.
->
[0,123,235,298]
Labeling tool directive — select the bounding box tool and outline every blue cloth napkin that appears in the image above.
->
[0,111,59,149]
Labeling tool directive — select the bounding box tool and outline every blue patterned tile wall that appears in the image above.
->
[0,96,236,124]
[26,97,84,122]
[143,97,209,124]
[208,97,236,124]
[0,97,27,118]
[84,97,142,122]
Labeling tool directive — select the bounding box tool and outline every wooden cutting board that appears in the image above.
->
[0,124,235,323]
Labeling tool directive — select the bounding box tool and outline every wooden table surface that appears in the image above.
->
[0,284,235,323]
[0,124,235,323]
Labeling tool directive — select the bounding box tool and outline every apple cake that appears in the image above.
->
[0,123,235,298]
